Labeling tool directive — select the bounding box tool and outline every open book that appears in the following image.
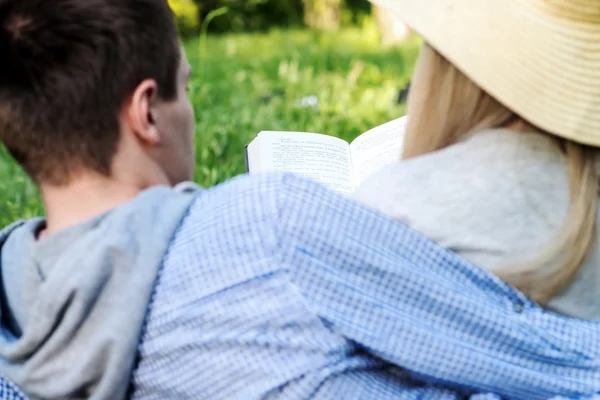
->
[245,116,407,195]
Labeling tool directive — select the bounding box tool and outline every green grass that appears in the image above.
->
[0,28,419,226]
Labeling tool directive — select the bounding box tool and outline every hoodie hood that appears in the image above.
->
[0,183,200,400]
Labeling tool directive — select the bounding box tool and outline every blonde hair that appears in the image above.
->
[404,43,599,305]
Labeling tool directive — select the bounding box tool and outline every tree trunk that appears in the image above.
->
[303,0,342,31]
[373,5,413,46]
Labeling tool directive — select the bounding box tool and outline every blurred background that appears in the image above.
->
[0,0,420,224]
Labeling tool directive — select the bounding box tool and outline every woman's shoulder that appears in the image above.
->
[354,128,567,213]
[351,128,570,270]
[379,128,565,185]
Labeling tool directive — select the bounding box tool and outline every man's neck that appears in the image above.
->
[39,176,148,239]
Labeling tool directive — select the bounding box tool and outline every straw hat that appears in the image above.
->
[370,0,600,147]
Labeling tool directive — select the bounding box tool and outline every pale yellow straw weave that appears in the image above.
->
[371,0,600,147]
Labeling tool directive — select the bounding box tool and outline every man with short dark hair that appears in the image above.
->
[0,0,192,214]
[0,1,597,400]
[0,0,197,398]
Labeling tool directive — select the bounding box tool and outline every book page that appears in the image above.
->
[349,116,407,186]
[253,131,354,195]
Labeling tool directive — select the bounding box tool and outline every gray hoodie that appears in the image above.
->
[0,183,200,400]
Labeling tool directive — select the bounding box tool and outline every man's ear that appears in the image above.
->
[124,79,161,146]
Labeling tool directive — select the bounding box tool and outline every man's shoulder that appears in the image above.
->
[161,170,388,289]
[132,172,386,398]
[173,171,409,283]
[194,171,331,202]
[137,172,354,349]
[165,172,335,257]
[181,172,382,242]
[184,172,347,227]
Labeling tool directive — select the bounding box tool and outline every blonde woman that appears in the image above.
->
[354,0,600,319]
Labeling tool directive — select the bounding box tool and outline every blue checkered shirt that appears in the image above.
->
[129,173,600,400]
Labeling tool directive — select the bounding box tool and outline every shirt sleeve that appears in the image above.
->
[276,174,600,400]
[132,172,479,400]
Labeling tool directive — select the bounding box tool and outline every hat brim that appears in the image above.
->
[370,0,600,147]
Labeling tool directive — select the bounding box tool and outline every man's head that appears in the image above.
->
[0,0,195,188]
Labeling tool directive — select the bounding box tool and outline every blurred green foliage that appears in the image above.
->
[169,0,374,35]
[197,0,304,33]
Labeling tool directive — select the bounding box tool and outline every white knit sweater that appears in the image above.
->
[353,129,600,321]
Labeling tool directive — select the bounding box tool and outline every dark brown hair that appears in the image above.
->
[0,0,181,184]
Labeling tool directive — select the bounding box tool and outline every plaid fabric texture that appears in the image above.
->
[0,376,27,400]
[127,172,600,400]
